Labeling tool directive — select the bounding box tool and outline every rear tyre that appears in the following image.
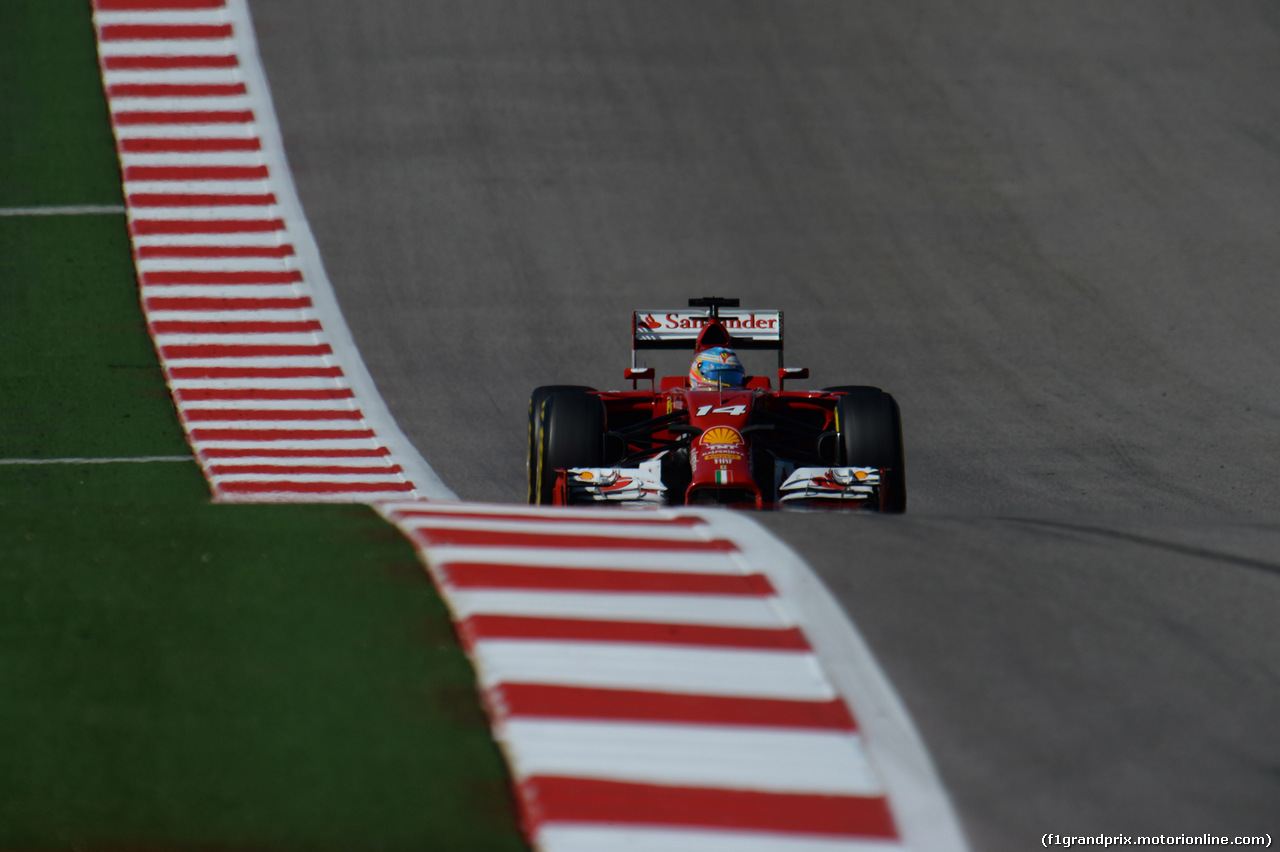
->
[527,385,594,503]
[536,390,605,505]
[834,389,906,513]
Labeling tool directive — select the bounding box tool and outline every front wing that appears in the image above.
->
[555,456,884,509]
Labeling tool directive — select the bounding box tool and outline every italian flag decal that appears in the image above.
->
[715,469,730,484]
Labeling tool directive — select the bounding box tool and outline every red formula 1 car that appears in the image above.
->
[527,298,906,512]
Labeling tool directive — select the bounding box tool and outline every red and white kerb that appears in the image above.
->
[93,0,422,502]
[91,2,965,850]
[380,502,912,851]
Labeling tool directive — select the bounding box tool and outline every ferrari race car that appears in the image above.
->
[526,298,906,512]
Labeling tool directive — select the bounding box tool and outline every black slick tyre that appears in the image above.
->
[535,390,605,505]
[526,385,594,503]
[833,389,906,513]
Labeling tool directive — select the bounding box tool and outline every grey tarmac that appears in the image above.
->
[248,0,1280,846]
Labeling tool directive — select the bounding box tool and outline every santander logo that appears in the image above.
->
[636,312,779,332]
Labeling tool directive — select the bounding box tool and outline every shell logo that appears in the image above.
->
[702,426,743,447]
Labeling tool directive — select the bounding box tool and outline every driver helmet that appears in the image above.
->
[690,346,745,389]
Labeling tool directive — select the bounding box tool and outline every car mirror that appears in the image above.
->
[778,367,809,389]
[625,367,655,390]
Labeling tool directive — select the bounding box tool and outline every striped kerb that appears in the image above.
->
[90,3,930,849]
[94,0,417,502]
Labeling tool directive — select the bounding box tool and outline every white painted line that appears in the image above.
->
[538,826,904,852]
[216,490,417,503]
[129,205,279,221]
[503,719,883,794]
[0,205,125,217]
[94,10,227,26]
[141,284,302,297]
[183,421,368,433]
[169,378,348,391]
[424,545,744,574]
[179,399,357,412]
[111,97,255,114]
[138,257,295,272]
[98,39,233,57]
[195,439,386,451]
[0,455,191,465]
[103,69,240,86]
[112,124,256,140]
[161,358,338,370]
[210,458,396,469]
[155,335,322,348]
[149,311,319,324]
[212,472,403,484]
[401,516,715,539]
[449,589,785,628]
[121,152,266,168]
[385,501,688,522]
[473,641,834,700]
[112,97,254,115]
[133,234,289,249]
[125,176,267,191]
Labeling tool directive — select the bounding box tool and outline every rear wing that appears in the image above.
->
[632,306,784,368]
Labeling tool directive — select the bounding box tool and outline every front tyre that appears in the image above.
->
[527,385,594,503]
[535,390,605,505]
[834,389,906,513]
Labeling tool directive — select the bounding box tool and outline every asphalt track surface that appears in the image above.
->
[248,1,1280,846]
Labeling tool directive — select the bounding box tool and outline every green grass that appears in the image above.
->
[1,0,180,462]
[0,214,190,462]
[0,1,528,848]
[0,0,123,208]
[0,464,524,851]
